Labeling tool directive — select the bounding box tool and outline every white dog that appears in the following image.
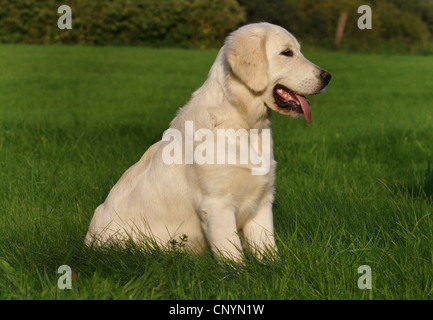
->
[85,23,331,261]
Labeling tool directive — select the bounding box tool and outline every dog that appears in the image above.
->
[85,22,331,261]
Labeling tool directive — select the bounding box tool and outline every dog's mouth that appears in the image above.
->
[273,85,311,123]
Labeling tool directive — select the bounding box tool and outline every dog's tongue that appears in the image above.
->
[296,94,311,124]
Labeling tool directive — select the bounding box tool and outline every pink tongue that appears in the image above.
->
[296,94,311,123]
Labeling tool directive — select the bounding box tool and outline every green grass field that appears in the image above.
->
[0,44,432,300]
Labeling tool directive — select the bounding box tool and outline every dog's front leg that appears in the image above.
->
[242,194,277,259]
[199,199,243,262]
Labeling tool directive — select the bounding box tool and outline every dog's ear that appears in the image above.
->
[225,31,269,93]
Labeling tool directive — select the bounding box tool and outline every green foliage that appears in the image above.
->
[375,2,430,44]
[239,0,433,54]
[0,0,431,52]
[0,0,245,47]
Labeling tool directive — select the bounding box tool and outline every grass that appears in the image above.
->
[0,44,432,300]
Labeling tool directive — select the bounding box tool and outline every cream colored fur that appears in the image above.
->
[85,23,329,261]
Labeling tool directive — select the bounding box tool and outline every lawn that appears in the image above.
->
[0,44,432,300]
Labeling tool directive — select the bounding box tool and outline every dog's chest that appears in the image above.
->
[226,163,275,209]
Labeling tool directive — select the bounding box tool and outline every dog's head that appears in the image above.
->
[224,23,331,123]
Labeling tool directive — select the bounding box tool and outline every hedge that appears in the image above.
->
[0,0,431,52]
[0,0,246,47]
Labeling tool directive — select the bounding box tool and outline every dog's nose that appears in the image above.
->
[320,70,331,85]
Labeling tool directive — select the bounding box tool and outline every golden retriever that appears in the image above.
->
[85,23,331,261]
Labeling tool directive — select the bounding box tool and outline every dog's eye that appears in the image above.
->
[281,49,294,57]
